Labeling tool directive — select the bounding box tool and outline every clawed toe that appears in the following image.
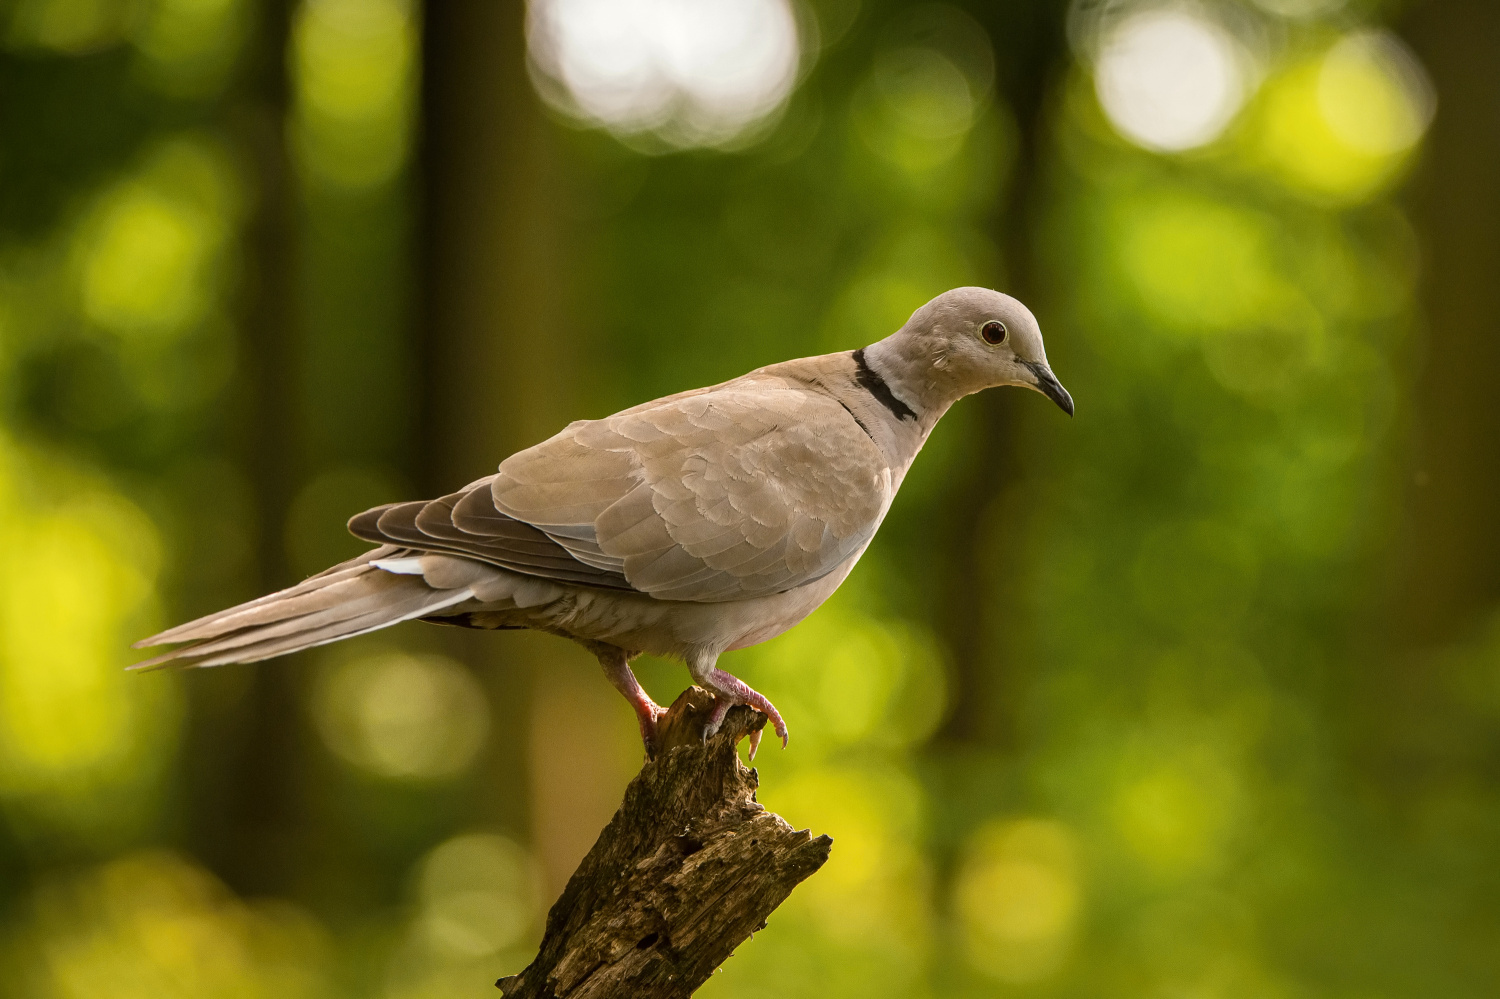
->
[696,664,789,753]
[701,690,788,759]
[741,705,788,758]
[748,697,789,749]
[702,697,732,741]
[636,701,668,756]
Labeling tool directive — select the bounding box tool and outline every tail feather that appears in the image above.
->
[182,589,475,668]
[135,546,403,649]
[135,574,459,669]
[134,577,385,665]
[132,547,474,670]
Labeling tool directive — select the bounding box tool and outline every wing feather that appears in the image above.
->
[340,363,889,604]
[489,376,890,602]
[349,480,634,589]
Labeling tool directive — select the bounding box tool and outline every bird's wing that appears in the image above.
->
[348,483,636,590]
[494,377,890,602]
[349,375,891,603]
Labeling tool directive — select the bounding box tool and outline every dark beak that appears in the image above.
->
[1023,360,1074,416]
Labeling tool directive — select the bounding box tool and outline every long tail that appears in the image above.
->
[131,546,476,670]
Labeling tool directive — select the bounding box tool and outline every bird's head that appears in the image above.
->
[880,286,1073,416]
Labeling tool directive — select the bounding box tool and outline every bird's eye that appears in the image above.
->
[981,320,1007,345]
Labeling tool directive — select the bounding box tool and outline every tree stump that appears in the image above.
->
[497,687,832,997]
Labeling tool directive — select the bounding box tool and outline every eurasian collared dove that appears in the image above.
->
[134,287,1071,757]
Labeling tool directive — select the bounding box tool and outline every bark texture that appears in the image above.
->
[497,687,832,998]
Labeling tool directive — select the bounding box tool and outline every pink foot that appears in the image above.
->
[632,698,668,755]
[701,669,788,751]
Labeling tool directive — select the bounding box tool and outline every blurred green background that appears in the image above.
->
[2,0,1498,995]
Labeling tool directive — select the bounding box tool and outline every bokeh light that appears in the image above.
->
[1110,747,1244,876]
[873,47,976,141]
[4,0,136,53]
[1253,31,1434,200]
[75,139,238,344]
[284,465,403,578]
[11,852,332,999]
[415,833,541,958]
[733,589,948,753]
[526,0,802,148]
[1319,30,1435,156]
[0,440,178,839]
[313,650,490,781]
[1112,190,1283,334]
[378,834,546,997]
[132,0,248,97]
[81,190,211,338]
[292,0,417,188]
[956,819,1082,983]
[1093,7,1252,152]
[1246,0,1343,19]
[848,5,995,177]
[740,763,934,995]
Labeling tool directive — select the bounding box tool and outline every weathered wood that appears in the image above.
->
[497,687,832,997]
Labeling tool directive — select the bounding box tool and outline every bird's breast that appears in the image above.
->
[523,548,866,660]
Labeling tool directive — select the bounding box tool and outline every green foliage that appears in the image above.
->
[1,0,1496,997]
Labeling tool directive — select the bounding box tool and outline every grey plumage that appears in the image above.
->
[134,287,1071,754]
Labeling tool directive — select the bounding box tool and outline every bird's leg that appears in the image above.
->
[594,646,665,756]
[688,653,788,755]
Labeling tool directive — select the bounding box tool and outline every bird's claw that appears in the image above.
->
[702,690,786,759]
[696,665,790,754]
[747,697,789,750]
[637,701,668,757]
[702,697,731,742]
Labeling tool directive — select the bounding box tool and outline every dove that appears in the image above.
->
[133,287,1072,758]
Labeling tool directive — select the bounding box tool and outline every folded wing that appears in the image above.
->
[350,378,890,603]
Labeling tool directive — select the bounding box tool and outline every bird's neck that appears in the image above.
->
[827,339,958,485]
[860,335,960,435]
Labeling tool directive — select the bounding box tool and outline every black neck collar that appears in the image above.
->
[852,348,918,423]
